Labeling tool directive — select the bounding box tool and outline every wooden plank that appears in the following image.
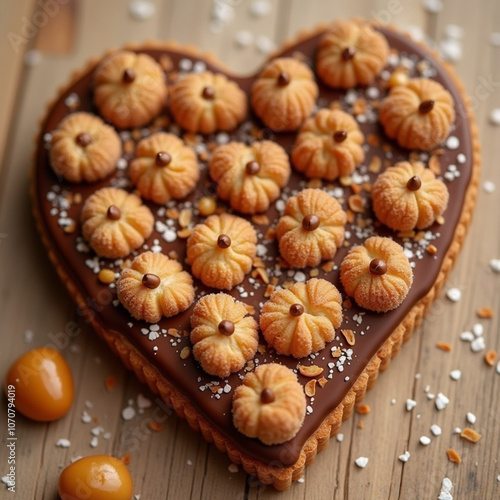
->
[0,0,36,176]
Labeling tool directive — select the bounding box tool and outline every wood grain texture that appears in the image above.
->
[0,0,499,498]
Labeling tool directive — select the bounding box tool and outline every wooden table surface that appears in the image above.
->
[1,1,499,498]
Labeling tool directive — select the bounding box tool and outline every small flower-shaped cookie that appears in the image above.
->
[117,251,194,323]
[130,132,199,204]
[190,293,258,377]
[251,57,319,131]
[232,363,306,445]
[81,187,154,259]
[292,109,365,181]
[379,78,455,151]
[276,189,346,268]
[187,213,257,290]
[340,236,413,312]
[94,50,167,128]
[49,112,121,183]
[209,140,290,214]
[372,161,449,231]
[260,278,342,358]
[169,71,247,134]
[316,20,389,88]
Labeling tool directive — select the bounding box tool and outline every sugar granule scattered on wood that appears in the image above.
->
[355,456,369,468]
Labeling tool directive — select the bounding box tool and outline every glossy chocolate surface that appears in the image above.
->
[33,27,473,467]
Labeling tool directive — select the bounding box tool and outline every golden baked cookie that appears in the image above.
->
[117,251,194,323]
[291,109,365,181]
[81,187,154,259]
[316,20,389,88]
[209,140,290,214]
[94,50,167,128]
[372,161,449,231]
[49,112,121,183]
[190,293,258,377]
[260,278,342,358]
[186,213,257,290]
[232,363,306,445]
[130,132,199,204]
[276,189,346,268]
[251,57,318,131]
[340,236,413,312]
[169,71,247,134]
[379,78,455,151]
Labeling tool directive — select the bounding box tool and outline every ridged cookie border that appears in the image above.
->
[30,22,481,491]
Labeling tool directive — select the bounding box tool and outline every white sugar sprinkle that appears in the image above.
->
[450,369,462,381]
[471,336,486,353]
[490,32,500,46]
[336,433,344,442]
[235,30,253,48]
[438,477,453,500]
[483,180,496,193]
[472,323,484,336]
[121,406,136,421]
[460,331,474,342]
[440,39,463,62]
[430,424,442,436]
[129,1,155,20]
[355,457,369,468]
[56,439,71,448]
[255,35,276,54]
[446,288,461,302]
[406,399,417,411]
[446,136,460,150]
[178,58,192,72]
[24,330,34,343]
[137,393,152,409]
[419,436,431,445]
[444,24,464,40]
[228,463,239,473]
[435,392,450,411]
[90,436,98,448]
[250,0,272,18]
[81,411,92,424]
[496,360,500,375]
[489,259,500,273]
[25,49,42,66]
[398,451,410,462]
[466,412,476,424]
[424,0,443,13]
[297,477,305,483]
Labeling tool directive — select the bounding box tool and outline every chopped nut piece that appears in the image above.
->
[436,342,452,352]
[339,175,352,187]
[168,250,179,260]
[341,329,356,346]
[429,154,441,175]
[427,244,438,255]
[168,328,181,338]
[348,194,364,213]
[331,348,342,358]
[397,230,416,239]
[252,256,266,268]
[318,377,328,388]
[309,268,319,278]
[178,208,192,228]
[298,365,324,377]
[177,228,193,239]
[264,284,275,297]
[209,385,220,394]
[180,346,191,360]
[367,134,380,147]
[460,428,481,443]
[251,214,270,226]
[353,98,367,115]
[244,304,256,315]
[147,421,164,432]
[305,379,317,397]
[255,267,269,284]
[105,374,117,392]
[63,220,76,234]
[166,207,180,220]
[477,307,494,318]
[446,448,461,464]
[98,269,116,284]
[436,215,445,225]
[282,280,294,289]
[368,155,382,173]
[264,227,277,240]
[485,350,497,366]
[409,151,420,164]
[73,193,82,204]
[257,344,267,355]
[343,298,353,309]
[307,178,323,189]
[356,404,370,415]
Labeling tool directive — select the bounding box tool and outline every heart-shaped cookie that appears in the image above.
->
[32,20,479,490]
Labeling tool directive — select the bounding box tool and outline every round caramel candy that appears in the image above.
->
[5,347,74,421]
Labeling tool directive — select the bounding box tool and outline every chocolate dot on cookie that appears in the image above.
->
[260,388,276,404]
[217,234,231,249]
[106,205,121,220]
[156,151,172,166]
[333,130,348,143]
[122,68,136,83]
[302,214,320,231]
[341,47,356,61]
[407,176,422,191]
[202,86,215,100]
[418,100,435,114]
[369,258,387,276]
[142,273,161,289]
[245,161,260,175]
[289,304,304,317]
[218,320,235,336]
[75,132,92,147]
[277,71,291,87]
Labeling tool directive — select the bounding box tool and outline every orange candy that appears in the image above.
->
[58,455,133,500]
[5,347,74,421]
